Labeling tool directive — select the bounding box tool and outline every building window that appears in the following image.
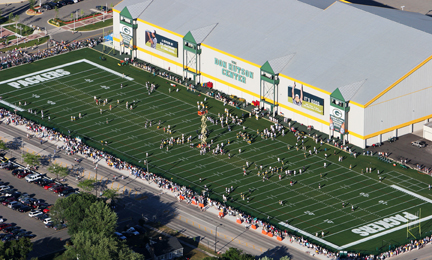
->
[121,16,131,24]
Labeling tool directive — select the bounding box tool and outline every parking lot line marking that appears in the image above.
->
[192,222,194,225]
[198,224,200,228]
[205,227,207,231]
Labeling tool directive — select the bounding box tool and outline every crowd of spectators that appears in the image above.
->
[0,38,103,70]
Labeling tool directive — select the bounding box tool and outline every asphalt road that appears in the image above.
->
[0,168,69,259]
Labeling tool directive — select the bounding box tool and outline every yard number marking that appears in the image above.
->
[324,219,334,224]
[378,200,388,205]
[360,192,369,198]
[111,128,121,133]
[32,94,40,98]
[304,211,315,216]
[85,79,93,82]
[47,100,56,105]
[101,85,110,89]
[214,172,223,176]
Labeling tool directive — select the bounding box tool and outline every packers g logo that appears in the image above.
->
[122,26,131,35]
[333,109,342,118]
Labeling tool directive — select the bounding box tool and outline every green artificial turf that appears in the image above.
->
[1,48,431,255]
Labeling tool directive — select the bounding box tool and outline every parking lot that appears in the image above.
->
[367,133,432,171]
[0,168,69,258]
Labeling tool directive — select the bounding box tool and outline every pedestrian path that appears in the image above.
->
[0,25,47,49]
[56,13,113,32]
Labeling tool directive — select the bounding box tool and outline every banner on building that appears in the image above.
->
[145,29,178,57]
[288,83,324,114]
[119,24,133,49]
[330,106,346,134]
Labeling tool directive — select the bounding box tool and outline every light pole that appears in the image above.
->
[214,224,222,253]
[95,163,98,197]
[21,143,24,163]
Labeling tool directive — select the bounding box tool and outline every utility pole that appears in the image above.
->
[95,163,98,197]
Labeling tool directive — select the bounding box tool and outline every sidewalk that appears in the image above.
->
[55,13,113,31]
[0,25,47,49]
[0,119,334,259]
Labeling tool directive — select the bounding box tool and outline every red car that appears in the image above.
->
[0,223,12,230]
[17,171,31,179]
[2,197,16,206]
[53,186,66,193]
[44,183,56,190]
[42,205,52,213]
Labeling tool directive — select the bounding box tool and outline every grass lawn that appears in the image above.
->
[0,36,49,52]
[4,23,34,36]
[0,48,431,255]
[74,19,113,31]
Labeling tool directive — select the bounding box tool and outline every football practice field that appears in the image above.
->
[1,48,432,255]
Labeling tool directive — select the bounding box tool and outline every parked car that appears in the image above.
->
[2,198,16,205]
[114,232,126,240]
[55,1,66,7]
[11,203,22,211]
[42,205,52,213]
[125,227,139,235]
[0,162,11,169]
[11,169,23,176]
[53,186,66,193]
[35,214,50,221]
[18,205,31,213]
[17,171,31,179]
[28,210,42,218]
[44,183,56,190]
[411,140,426,148]
[96,5,107,12]
[26,174,41,182]
[0,223,12,230]
[41,3,52,10]
[3,164,17,170]
[0,185,11,191]
[65,0,74,4]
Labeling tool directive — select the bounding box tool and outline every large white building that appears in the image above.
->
[112,0,432,148]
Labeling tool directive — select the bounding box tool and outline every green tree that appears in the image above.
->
[0,237,33,260]
[50,192,98,235]
[279,256,291,260]
[80,9,84,18]
[80,200,117,236]
[54,6,59,19]
[28,0,35,11]
[259,257,273,260]
[0,140,8,153]
[48,162,69,180]
[70,12,73,21]
[220,248,255,260]
[63,231,144,260]
[78,179,96,192]
[102,189,118,202]
[23,152,40,168]
[8,12,13,22]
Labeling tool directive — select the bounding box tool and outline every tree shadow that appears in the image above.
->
[258,245,293,259]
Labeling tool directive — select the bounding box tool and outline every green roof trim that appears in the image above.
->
[120,7,133,20]
[331,88,345,102]
[183,31,197,45]
[261,61,275,75]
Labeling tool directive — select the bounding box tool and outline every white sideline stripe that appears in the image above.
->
[0,59,133,88]
[339,215,432,249]
[82,59,134,81]
[391,184,432,204]
[278,221,343,250]
[0,59,85,87]
[0,100,24,111]
[280,184,432,250]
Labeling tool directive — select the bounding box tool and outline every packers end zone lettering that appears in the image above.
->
[352,212,418,237]
[7,69,70,88]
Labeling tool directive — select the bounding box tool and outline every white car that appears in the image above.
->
[126,227,139,235]
[0,185,11,191]
[29,210,42,217]
[43,218,52,225]
[8,201,19,208]
[25,174,41,182]
[114,232,126,240]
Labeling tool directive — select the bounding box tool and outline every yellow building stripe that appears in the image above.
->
[339,0,352,3]
[368,85,432,108]
[136,46,183,67]
[364,114,432,140]
[349,101,364,108]
[365,54,432,107]
[113,8,120,13]
[324,1,337,10]
[137,18,183,38]
[113,37,120,42]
